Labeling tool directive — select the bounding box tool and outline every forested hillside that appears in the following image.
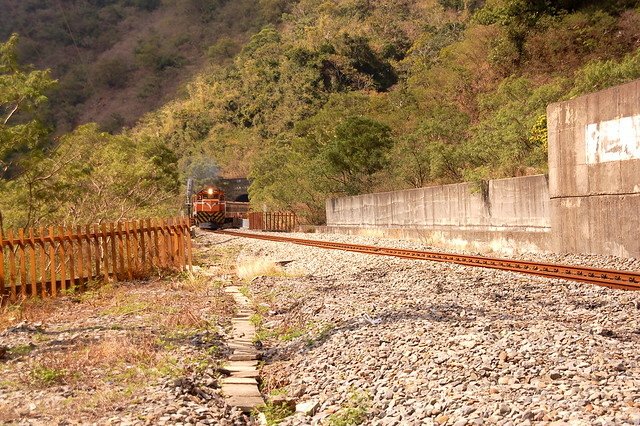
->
[2,0,640,229]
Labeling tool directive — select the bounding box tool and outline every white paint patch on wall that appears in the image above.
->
[585,114,640,164]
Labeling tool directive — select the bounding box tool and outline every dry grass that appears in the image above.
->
[0,266,235,423]
[24,333,167,389]
[0,296,64,330]
[237,257,285,281]
[160,306,211,329]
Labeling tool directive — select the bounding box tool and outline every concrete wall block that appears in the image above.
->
[551,197,590,253]
[620,159,640,193]
[423,187,434,226]
[363,194,375,226]
[619,80,640,118]
[412,188,427,226]
[589,161,622,195]
[489,179,512,227]
[430,186,449,226]
[390,190,408,226]
[375,192,392,226]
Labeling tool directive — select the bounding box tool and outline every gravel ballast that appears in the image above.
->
[209,230,640,426]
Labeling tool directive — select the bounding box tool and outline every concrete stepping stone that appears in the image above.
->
[225,396,265,413]
[222,377,259,385]
[221,284,264,413]
[229,370,260,379]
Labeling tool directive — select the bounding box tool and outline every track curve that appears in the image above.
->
[216,230,640,291]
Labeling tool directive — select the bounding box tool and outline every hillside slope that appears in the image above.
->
[130,0,640,221]
[0,0,272,132]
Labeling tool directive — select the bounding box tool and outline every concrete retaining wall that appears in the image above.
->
[548,79,640,258]
[325,175,551,254]
[324,79,640,258]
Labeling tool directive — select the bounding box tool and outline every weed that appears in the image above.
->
[250,313,263,328]
[30,365,66,387]
[8,343,35,357]
[171,272,209,293]
[160,307,210,330]
[102,300,149,316]
[257,400,295,426]
[239,285,251,298]
[0,297,57,330]
[306,322,335,347]
[328,390,371,426]
[280,327,305,341]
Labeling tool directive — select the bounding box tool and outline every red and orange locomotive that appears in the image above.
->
[192,187,226,229]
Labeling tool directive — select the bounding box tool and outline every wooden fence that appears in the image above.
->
[248,212,298,232]
[0,217,192,305]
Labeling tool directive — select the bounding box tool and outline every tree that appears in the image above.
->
[0,33,56,230]
[319,116,393,195]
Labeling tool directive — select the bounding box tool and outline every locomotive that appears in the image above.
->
[188,181,250,229]
[191,187,227,229]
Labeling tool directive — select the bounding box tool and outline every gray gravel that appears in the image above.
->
[207,230,640,425]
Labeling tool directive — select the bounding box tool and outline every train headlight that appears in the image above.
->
[207,188,214,195]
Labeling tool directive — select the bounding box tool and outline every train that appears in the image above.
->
[188,183,250,229]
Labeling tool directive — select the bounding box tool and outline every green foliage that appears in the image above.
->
[135,35,186,72]
[207,37,241,62]
[258,400,296,425]
[30,365,67,386]
[462,76,565,180]
[321,116,393,195]
[0,34,56,171]
[328,390,371,426]
[94,57,133,89]
[570,47,640,97]
[1,123,179,228]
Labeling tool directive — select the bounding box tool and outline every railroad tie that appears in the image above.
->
[221,286,264,412]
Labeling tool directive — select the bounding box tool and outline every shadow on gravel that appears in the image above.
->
[264,302,491,362]
[3,324,228,357]
[205,237,239,246]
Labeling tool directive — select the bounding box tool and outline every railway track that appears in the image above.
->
[216,230,640,291]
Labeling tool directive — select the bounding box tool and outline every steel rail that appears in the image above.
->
[215,230,640,291]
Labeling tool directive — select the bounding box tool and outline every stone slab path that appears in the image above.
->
[222,286,264,413]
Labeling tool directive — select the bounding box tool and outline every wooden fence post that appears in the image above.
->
[38,227,46,297]
[0,231,5,303]
[76,226,85,291]
[67,228,76,290]
[18,229,26,298]
[153,218,161,268]
[116,222,124,280]
[124,221,133,280]
[185,217,193,272]
[140,219,147,266]
[28,228,37,296]
[58,226,67,293]
[101,223,109,282]
[49,227,56,297]
[7,230,16,302]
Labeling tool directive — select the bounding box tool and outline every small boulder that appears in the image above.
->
[296,400,320,416]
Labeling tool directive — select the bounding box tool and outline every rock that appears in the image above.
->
[435,414,450,424]
[296,400,320,416]
[270,394,296,412]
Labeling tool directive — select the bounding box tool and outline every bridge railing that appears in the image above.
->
[0,217,192,305]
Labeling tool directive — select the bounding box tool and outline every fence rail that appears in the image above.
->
[248,212,297,232]
[0,217,192,305]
